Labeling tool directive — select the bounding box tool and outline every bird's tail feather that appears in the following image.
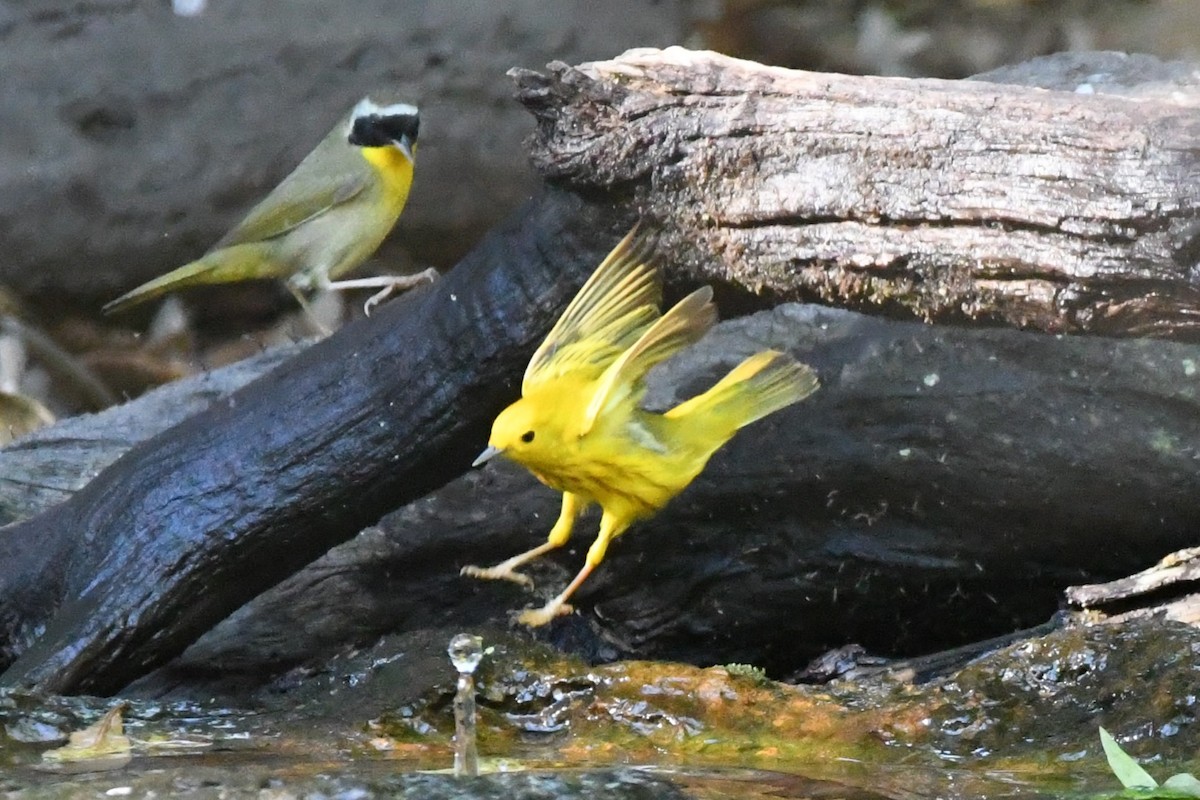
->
[665,350,818,430]
[103,243,282,315]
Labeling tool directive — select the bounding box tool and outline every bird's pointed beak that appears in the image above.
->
[472,445,502,467]
[394,135,415,164]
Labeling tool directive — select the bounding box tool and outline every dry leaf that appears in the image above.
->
[41,702,133,773]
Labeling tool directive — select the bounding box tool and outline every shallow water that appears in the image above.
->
[6,619,1198,798]
[0,692,1118,800]
[3,749,1116,800]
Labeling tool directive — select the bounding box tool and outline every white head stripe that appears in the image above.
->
[352,98,419,120]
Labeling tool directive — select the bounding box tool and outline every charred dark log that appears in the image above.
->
[514,47,1200,339]
[138,304,1200,689]
[0,189,633,695]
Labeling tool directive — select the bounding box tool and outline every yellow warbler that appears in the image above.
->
[463,228,819,626]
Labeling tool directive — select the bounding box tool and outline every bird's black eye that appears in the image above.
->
[521,430,535,443]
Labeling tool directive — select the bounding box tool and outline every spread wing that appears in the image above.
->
[216,116,369,248]
[581,285,717,435]
[522,227,661,393]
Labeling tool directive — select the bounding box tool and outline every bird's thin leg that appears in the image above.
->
[461,493,585,588]
[517,511,628,627]
[285,283,333,337]
[324,268,439,314]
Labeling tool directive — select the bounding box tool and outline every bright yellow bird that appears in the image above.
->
[463,228,820,626]
[103,98,432,316]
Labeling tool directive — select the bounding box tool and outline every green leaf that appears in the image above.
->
[1162,774,1200,797]
[1100,727,1159,790]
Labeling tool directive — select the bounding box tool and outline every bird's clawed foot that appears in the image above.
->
[362,267,440,315]
[515,600,574,627]
[460,562,534,589]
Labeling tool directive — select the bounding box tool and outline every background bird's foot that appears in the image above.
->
[362,268,440,315]
[515,601,574,627]
[460,563,534,588]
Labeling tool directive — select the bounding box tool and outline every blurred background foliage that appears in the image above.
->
[690,0,1197,77]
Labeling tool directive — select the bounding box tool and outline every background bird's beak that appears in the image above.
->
[395,136,415,163]
[472,445,502,467]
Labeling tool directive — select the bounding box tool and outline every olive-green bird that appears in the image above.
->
[103,98,432,316]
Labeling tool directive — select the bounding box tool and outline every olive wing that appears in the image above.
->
[215,118,369,248]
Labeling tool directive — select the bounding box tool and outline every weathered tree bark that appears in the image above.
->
[514,47,1200,339]
[1066,546,1200,628]
[0,189,634,695]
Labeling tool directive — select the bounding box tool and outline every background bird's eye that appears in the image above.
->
[521,430,535,443]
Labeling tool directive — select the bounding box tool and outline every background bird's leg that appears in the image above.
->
[517,511,628,626]
[323,269,439,314]
[284,283,332,337]
[460,492,585,588]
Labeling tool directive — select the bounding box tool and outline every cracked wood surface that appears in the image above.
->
[514,47,1200,339]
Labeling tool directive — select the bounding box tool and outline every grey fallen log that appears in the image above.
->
[514,47,1200,339]
[0,189,633,695]
[145,303,1200,686]
[0,344,304,526]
